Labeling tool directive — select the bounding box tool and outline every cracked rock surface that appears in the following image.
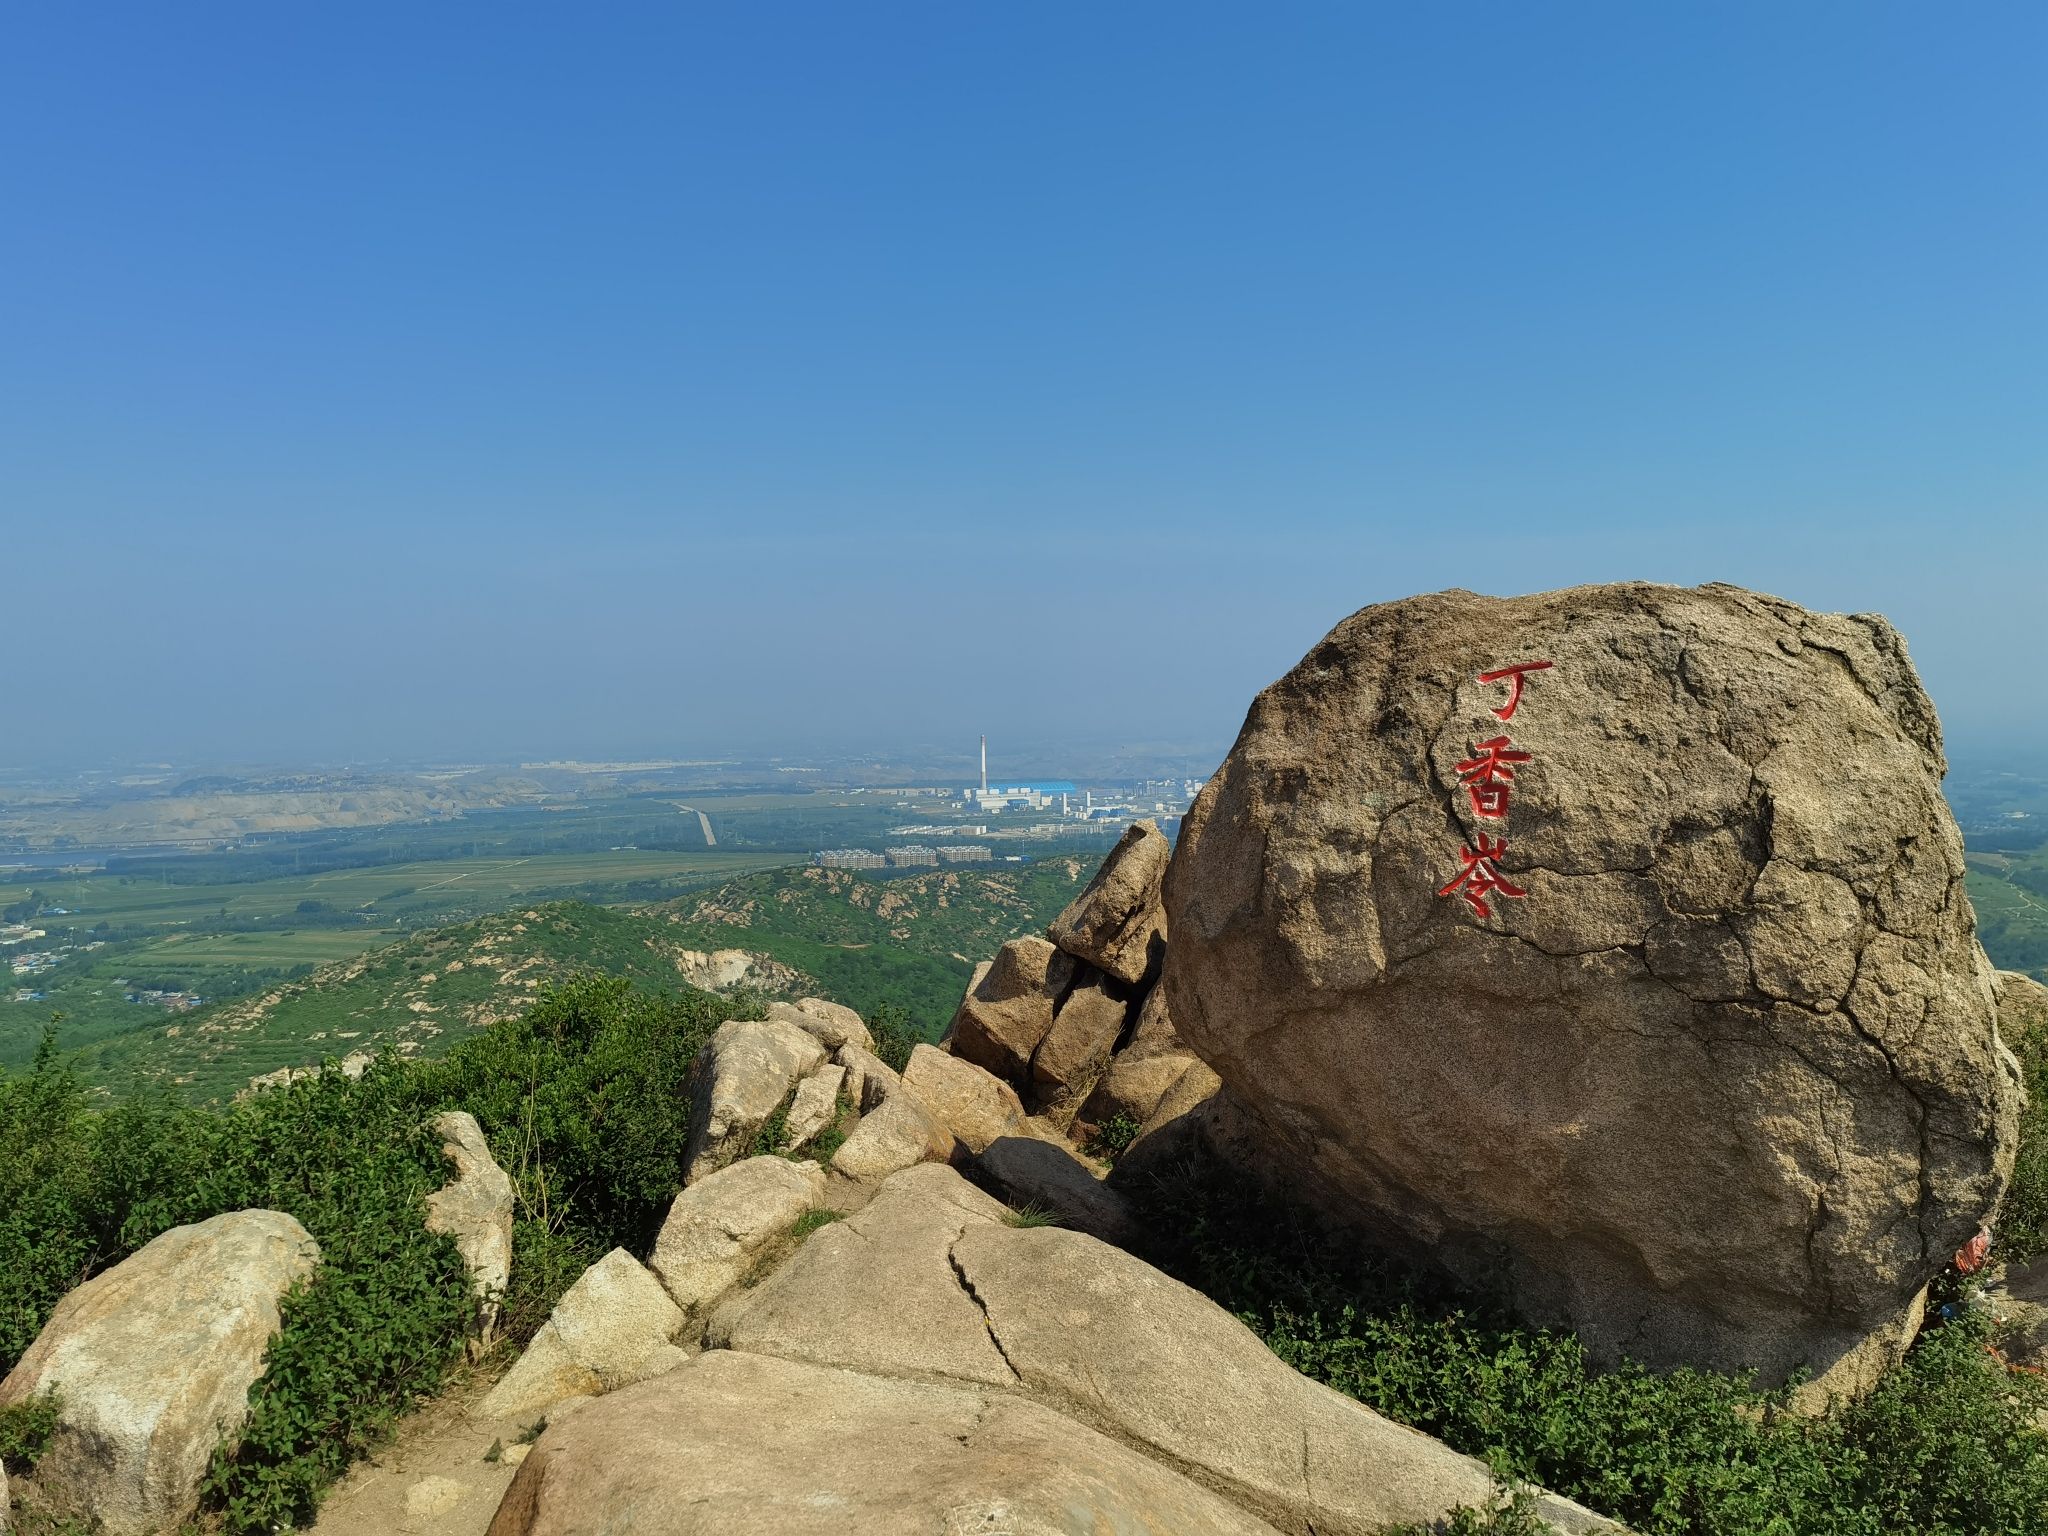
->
[1162,582,2023,1389]
[483,1349,1281,1536]
[700,1163,1624,1536]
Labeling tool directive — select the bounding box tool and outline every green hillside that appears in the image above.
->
[1968,850,2048,981]
[72,903,704,1103]
[652,859,1092,1031]
[56,859,1091,1102]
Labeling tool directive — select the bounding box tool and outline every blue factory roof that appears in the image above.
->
[996,780,1077,795]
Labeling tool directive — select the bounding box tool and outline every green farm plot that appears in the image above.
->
[0,849,797,934]
[1968,852,2048,980]
[142,928,409,970]
[2,848,801,1082]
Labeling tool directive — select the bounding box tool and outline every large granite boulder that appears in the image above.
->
[827,1087,956,1183]
[0,1210,319,1536]
[1163,583,2023,1391]
[954,1224,1619,1534]
[706,1163,1016,1385]
[1079,984,1215,1129]
[424,1111,515,1342]
[648,1155,825,1314]
[681,1018,826,1185]
[764,996,874,1053]
[835,1041,900,1111]
[900,1043,1030,1153]
[480,1249,686,1419]
[779,1063,845,1151]
[483,1349,1281,1536]
[1047,819,1171,983]
[703,1164,1616,1535]
[942,937,1074,1081]
[1028,965,1131,1113]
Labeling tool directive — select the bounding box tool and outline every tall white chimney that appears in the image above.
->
[980,735,987,794]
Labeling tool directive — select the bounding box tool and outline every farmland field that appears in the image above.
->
[1,848,800,1075]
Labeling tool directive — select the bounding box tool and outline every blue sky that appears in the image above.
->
[4,4,2042,768]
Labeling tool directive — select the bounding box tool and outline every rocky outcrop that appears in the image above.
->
[1079,983,1213,1127]
[1047,818,1170,983]
[424,1111,515,1342]
[671,947,803,994]
[241,1050,376,1097]
[1027,964,1130,1114]
[480,1249,686,1420]
[956,1223,1616,1534]
[706,1164,1016,1385]
[680,1018,826,1185]
[647,1156,825,1314]
[764,996,874,1053]
[942,936,1074,1081]
[936,820,1209,1147]
[1161,582,2024,1390]
[0,1210,320,1536]
[899,1043,1030,1153]
[484,1350,1283,1536]
[976,1134,1137,1245]
[702,1163,1618,1535]
[779,1062,845,1151]
[836,1041,899,1111]
[827,1087,955,1182]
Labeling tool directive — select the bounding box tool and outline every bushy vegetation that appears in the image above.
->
[0,974,739,1533]
[1995,987,2048,1265]
[1128,1149,2048,1536]
[658,861,1093,1032]
[0,1391,60,1474]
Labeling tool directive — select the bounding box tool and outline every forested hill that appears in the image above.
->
[651,859,1092,1030]
[71,903,698,1102]
[68,861,1091,1103]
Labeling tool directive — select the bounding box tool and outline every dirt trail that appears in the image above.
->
[308,1369,561,1536]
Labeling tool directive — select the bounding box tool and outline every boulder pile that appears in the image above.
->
[942,820,1220,1144]
[1160,581,2024,1396]
[492,1163,1624,1536]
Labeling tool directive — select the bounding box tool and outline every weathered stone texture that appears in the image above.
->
[1047,819,1171,983]
[480,1249,685,1419]
[681,1018,826,1184]
[1162,582,2023,1388]
[0,1210,319,1536]
[943,937,1074,1081]
[484,1350,1282,1536]
[900,1043,1030,1153]
[648,1155,825,1314]
[424,1110,515,1339]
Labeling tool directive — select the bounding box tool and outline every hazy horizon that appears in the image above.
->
[7,6,2043,768]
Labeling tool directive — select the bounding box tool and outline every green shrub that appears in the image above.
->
[1125,1146,2048,1536]
[1085,1111,1142,1162]
[1996,996,2048,1263]
[0,1390,60,1472]
[806,1094,853,1163]
[865,1001,919,1073]
[0,976,739,1534]
[1003,1202,1062,1229]
[1390,1479,1545,1536]
[791,1208,842,1240]
[751,1103,792,1158]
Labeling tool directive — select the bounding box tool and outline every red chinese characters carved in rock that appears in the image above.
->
[1437,835,1527,919]
[1440,659,1554,919]
[1476,659,1553,722]
[1455,736,1531,820]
